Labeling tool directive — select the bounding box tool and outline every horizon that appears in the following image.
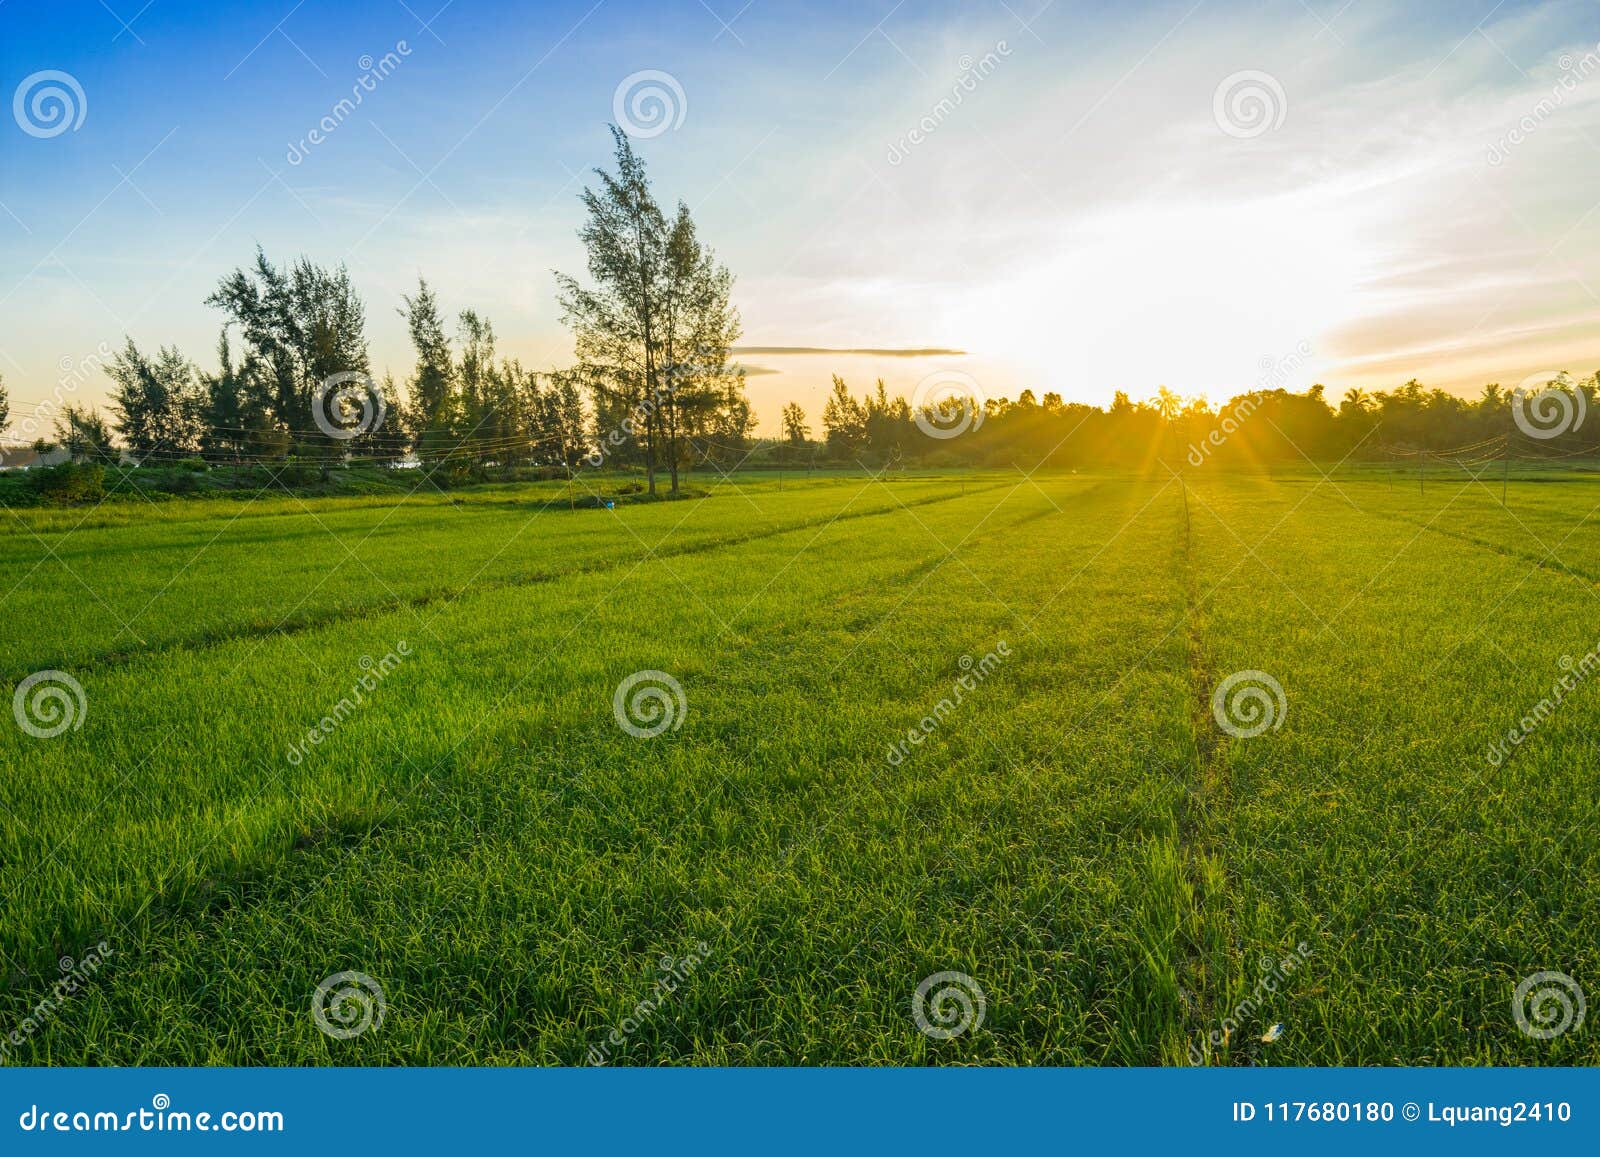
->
[4,0,1600,435]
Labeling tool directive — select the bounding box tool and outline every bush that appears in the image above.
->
[271,463,316,487]
[500,465,568,482]
[25,463,105,504]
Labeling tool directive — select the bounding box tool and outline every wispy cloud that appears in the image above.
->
[733,346,968,357]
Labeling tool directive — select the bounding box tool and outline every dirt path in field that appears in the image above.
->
[1171,478,1242,1065]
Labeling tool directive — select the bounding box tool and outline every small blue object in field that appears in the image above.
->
[604,500,615,509]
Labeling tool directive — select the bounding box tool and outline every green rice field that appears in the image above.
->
[2,468,1599,1064]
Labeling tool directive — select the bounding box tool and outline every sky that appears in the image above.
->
[3,0,1599,435]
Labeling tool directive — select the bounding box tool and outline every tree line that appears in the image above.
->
[8,126,1597,486]
[16,128,749,496]
[776,374,1600,469]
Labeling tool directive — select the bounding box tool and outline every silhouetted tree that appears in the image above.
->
[822,375,867,455]
[781,402,808,445]
[106,338,206,460]
[555,128,671,493]
[556,127,749,494]
[400,276,457,464]
[207,246,374,474]
[52,404,116,464]
[201,330,282,472]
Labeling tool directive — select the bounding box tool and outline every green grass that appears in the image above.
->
[1,467,1598,1064]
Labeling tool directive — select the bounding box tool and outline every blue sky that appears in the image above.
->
[3,0,1598,433]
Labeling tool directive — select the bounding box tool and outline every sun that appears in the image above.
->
[955,192,1373,405]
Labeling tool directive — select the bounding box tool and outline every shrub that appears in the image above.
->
[25,463,105,504]
[271,463,316,487]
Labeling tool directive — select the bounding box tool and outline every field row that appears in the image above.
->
[0,476,996,677]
